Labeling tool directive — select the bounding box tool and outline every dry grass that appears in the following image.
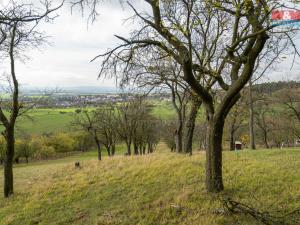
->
[0,145,300,225]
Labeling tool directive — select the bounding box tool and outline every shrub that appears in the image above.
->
[46,133,76,153]
[71,131,94,152]
[34,145,56,159]
[15,139,35,163]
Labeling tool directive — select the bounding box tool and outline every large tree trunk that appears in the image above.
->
[205,115,225,193]
[248,81,256,150]
[184,99,201,154]
[4,128,15,197]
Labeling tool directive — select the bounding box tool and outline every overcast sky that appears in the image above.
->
[0,0,300,88]
[1,0,141,88]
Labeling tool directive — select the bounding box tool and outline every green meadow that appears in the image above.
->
[16,108,75,134]
[6,102,178,135]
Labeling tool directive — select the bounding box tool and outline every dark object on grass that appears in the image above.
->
[75,161,81,169]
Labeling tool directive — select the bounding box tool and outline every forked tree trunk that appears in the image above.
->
[205,115,225,193]
[4,128,15,197]
[184,99,201,154]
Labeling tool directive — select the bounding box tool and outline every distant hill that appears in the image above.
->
[253,81,300,94]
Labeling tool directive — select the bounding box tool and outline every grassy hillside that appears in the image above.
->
[1,146,300,225]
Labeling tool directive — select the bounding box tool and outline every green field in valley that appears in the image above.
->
[0,145,300,225]
[2,102,178,135]
[15,108,76,134]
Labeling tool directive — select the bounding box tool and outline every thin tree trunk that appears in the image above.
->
[3,25,18,198]
[4,128,15,197]
[126,141,131,155]
[95,138,101,161]
[133,142,139,155]
[111,144,116,156]
[229,124,235,151]
[263,130,269,149]
[147,142,153,153]
[174,128,183,153]
[143,145,146,155]
[248,81,256,150]
[184,99,201,154]
[107,146,111,157]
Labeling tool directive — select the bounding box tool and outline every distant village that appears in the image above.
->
[19,93,171,108]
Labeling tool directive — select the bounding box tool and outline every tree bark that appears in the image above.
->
[126,141,131,155]
[133,142,139,155]
[184,98,201,154]
[111,144,116,156]
[263,130,269,149]
[205,115,225,193]
[248,81,256,150]
[106,146,111,157]
[229,124,235,151]
[174,128,183,153]
[4,128,15,197]
[95,138,101,161]
[142,145,146,154]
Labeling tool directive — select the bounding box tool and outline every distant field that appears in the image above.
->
[15,108,77,134]
[0,146,300,224]
[0,100,205,135]
[0,101,178,135]
[150,100,176,119]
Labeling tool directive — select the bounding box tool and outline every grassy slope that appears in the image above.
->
[1,146,300,225]
[5,108,76,135]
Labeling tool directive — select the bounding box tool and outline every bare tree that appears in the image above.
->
[73,110,103,160]
[0,1,62,197]
[255,98,274,149]
[91,0,297,192]
[93,106,118,156]
[225,98,247,151]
